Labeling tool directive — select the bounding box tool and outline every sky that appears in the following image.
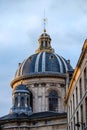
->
[0,0,87,116]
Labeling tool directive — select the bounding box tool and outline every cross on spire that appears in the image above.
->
[43,10,47,32]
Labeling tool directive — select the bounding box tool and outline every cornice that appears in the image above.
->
[11,73,66,88]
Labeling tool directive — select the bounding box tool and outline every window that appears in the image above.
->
[84,68,86,90]
[74,117,76,130]
[34,83,38,87]
[49,90,58,111]
[20,97,24,107]
[76,87,78,105]
[27,97,29,106]
[15,97,18,107]
[79,78,82,99]
[45,41,47,47]
[41,41,43,47]
[73,94,75,111]
[68,125,70,130]
[30,92,33,111]
[41,83,46,87]
[81,105,83,130]
[50,55,54,60]
[85,98,87,124]
[71,122,73,130]
[76,111,79,130]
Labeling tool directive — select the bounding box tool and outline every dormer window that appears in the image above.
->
[29,56,32,61]
[50,55,54,60]
[11,84,32,114]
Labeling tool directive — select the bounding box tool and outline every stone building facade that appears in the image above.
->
[0,29,73,130]
[65,40,87,130]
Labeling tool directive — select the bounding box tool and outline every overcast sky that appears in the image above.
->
[0,0,87,116]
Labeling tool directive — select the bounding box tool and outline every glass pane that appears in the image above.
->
[49,90,58,111]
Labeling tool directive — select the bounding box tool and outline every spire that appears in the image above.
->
[35,16,53,53]
[43,10,47,33]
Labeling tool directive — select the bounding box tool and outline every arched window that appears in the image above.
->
[20,97,24,107]
[49,90,58,111]
[15,97,18,107]
[27,97,29,107]
[30,92,33,110]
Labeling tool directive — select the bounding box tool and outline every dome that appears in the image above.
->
[38,32,51,40]
[13,30,73,79]
[15,52,73,78]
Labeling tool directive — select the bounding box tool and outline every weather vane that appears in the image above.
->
[43,10,47,32]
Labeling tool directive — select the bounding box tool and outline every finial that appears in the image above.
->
[43,10,47,33]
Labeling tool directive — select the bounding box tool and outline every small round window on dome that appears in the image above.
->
[29,56,32,61]
[50,55,54,60]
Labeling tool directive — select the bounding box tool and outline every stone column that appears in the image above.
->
[58,97,61,112]
[12,94,14,107]
[25,95,27,107]
[18,94,20,107]
[41,86,45,111]
[34,86,38,112]
[45,96,48,111]
[38,84,42,112]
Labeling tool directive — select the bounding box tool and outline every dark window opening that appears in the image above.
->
[27,97,29,106]
[76,87,78,105]
[15,97,18,107]
[45,41,47,47]
[81,105,83,130]
[79,78,82,99]
[41,41,43,48]
[74,117,76,130]
[30,92,33,111]
[41,82,46,87]
[85,98,87,124]
[50,55,54,60]
[77,111,79,130]
[84,68,86,90]
[49,90,58,111]
[20,97,24,107]
[34,83,38,87]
